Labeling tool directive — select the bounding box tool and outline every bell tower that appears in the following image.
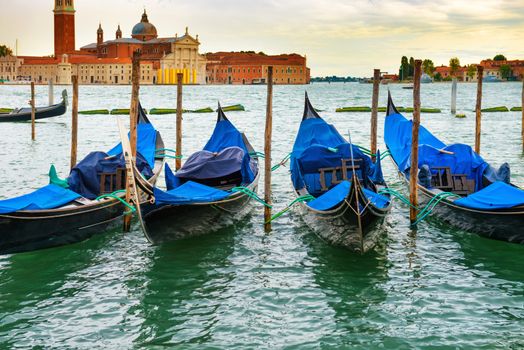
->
[54,0,76,57]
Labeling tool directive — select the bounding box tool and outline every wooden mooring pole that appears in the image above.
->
[30,82,35,141]
[123,51,141,232]
[475,65,484,154]
[70,75,78,170]
[409,60,422,225]
[521,78,524,153]
[370,69,380,162]
[176,72,183,170]
[264,66,274,232]
[451,77,457,115]
[48,79,54,106]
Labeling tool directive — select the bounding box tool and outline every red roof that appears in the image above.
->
[206,52,306,66]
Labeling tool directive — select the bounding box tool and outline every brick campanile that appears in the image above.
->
[54,0,76,57]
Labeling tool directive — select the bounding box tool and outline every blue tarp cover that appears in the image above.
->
[176,146,246,180]
[307,180,350,211]
[107,122,157,168]
[455,181,524,209]
[0,184,80,214]
[290,118,384,194]
[153,181,230,206]
[67,151,153,199]
[362,188,390,209]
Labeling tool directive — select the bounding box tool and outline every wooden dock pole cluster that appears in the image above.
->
[30,82,36,141]
[409,60,422,225]
[70,75,79,170]
[123,51,141,232]
[451,78,457,115]
[475,65,484,154]
[264,66,274,232]
[370,69,380,162]
[176,72,184,170]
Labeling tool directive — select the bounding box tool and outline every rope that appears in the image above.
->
[271,153,291,172]
[156,148,183,159]
[411,192,461,226]
[378,188,417,209]
[95,190,136,215]
[356,145,391,160]
[249,151,265,158]
[265,194,315,224]
[231,186,272,208]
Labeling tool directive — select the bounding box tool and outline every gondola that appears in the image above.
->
[384,92,524,243]
[0,105,165,254]
[289,93,392,253]
[131,104,260,244]
[0,89,68,122]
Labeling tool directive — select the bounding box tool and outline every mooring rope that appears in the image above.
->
[231,186,272,208]
[265,194,315,223]
[95,190,136,214]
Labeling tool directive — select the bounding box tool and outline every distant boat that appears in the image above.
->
[0,90,67,122]
[421,73,433,83]
[483,75,502,83]
[402,85,413,90]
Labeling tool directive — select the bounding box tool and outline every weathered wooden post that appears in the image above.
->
[70,75,79,169]
[176,72,183,170]
[264,66,274,232]
[410,60,422,225]
[451,77,457,115]
[475,65,484,154]
[30,82,36,141]
[123,51,141,232]
[370,69,380,162]
[521,79,524,153]
[48,80,54,106]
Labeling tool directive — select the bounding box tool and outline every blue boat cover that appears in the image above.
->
[67,151,153,199]
[107,122,158,168]
[176,146,246,180]
[0,184,80,214]
[307,180,350,211]
[153,181,230,206]
[290,108,384,196]
[362,188,390,209]
[455,181,524,209]
[384,95,524,209]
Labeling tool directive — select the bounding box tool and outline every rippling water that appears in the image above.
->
[0,82,523,348]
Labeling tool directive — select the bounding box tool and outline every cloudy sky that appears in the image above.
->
[1,0,523,76]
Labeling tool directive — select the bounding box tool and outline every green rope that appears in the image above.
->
[411,192,461,226]
[265,194,315,223]
[95,190,136,215]
[378,188,417,209]
[249,151,265,158]
[231,187,272,208]
[271,153,291,172]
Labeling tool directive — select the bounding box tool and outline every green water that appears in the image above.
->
[0,82,523,349]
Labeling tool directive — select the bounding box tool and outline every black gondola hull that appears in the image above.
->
[296,186,390,253]
[0,201,124,254]
[0,98,67,122]
[416,185,524,243]
[141,186,257,244]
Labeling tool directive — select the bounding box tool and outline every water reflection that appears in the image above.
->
[133,226,236,347]
[299,218,390,348]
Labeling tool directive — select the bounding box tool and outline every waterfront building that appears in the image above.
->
[205,52,310,85]
[8,0,205,85]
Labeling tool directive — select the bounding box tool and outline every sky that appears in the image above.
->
[1,0,523,77]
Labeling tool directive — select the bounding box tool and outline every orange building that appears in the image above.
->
[206,52,310,85]
[480,59,524,80]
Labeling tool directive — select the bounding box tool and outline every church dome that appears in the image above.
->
[131,10,158,41]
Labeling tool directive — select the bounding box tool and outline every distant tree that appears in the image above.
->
[0,45,13,57]
[449,57,461,77]
[466,65,476,80]
[422,59,435,76]
[493,54,507,61]
[434,72,442,82]
[499,64,512,79]
[257,51,267,56]
[400,56,409,80]
[409,57,415,77]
